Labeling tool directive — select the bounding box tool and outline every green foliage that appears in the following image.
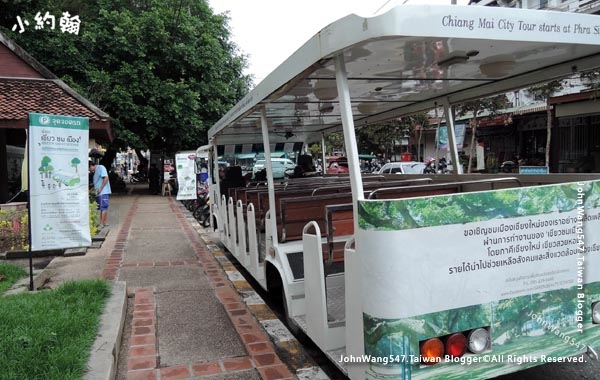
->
[0,202,100,252]
[0,280,110,380]
[89,201,100,236]
[0,210,29,252]
[0,264,27,294]
[455,95,508,172]
[324,132,345,153]
[1,0,251,154]
[356,113,427,157]
[579,68,600,97]
[526,80,566,102]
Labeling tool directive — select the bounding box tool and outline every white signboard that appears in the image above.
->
[175,152,197,200]
[358,181,600,319]
[28,113,91,251]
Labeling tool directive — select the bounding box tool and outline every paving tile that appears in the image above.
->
[234,323,263,335]
[222,356,253,372]
[245,342,274,356]
[256,365,293,380]
[130,335,156,346]
[224,302,246,311]
[191,362,222,376]
[134,304,155,312]
[132,325,155,335]
[132,318,154,327]
[126,369,158,380]
[160,365,191,380]
[252,353,282,367]
[128,345,157,357]
[240,332,269,345]
[127,356,157,371]
[133,310,155,319]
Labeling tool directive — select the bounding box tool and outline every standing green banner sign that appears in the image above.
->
[175,151,197,201]
[28,113,91,251]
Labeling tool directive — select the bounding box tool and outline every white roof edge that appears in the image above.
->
[209,4,600,139]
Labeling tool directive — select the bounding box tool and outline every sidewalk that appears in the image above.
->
[42,183,329,380]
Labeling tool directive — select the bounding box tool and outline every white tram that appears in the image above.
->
[206,4,600,379]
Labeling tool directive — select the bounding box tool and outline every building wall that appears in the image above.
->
[0,43,43,78]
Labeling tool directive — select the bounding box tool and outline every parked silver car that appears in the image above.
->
[377,161,427,174]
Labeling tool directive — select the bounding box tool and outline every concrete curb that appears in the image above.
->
[85,280,127,380]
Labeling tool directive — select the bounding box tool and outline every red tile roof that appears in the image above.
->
[0,78,113,141]
[0,78,102,120]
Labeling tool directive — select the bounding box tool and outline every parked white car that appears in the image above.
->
[253,158,296,179]
[377,161,427,174]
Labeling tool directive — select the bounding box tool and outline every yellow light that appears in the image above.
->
[420,338,444,365]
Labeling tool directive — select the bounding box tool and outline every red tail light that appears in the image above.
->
[445,333,467,358]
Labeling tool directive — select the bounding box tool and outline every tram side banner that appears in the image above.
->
[357,181,600,378]
[175,152,197,200]
[28,113,91,251]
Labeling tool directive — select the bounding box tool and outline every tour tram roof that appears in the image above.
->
[208,4,600,145]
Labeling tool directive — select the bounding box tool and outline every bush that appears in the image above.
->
[0,210,28,252]
[0,203,99,252]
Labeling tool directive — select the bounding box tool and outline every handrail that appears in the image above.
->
[311,177,433,196]
[311,185,351,196]
[457,176,522,191]
[367,177,522,199]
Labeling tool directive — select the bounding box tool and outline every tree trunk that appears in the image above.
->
[545,102,551,168]
[467,118,478,173]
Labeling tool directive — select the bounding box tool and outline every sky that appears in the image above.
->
[208,0,471,85]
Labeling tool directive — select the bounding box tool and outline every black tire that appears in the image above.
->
[200,211,210,227]
[267,266,301,335]
[192,206,203,220]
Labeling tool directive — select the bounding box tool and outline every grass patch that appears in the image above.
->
[0,280,111,380]
[0,263,27,294]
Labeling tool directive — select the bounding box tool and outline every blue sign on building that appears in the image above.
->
[519,166,549,174]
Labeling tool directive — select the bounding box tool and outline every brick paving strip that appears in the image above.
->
[100,195,296,380]
[177,203,331,380]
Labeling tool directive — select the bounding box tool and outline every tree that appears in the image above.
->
[1,0,251,155]
[579,68,600,97]
[455,95,508,173]
[526,80,565,168]
[355,114,427,160]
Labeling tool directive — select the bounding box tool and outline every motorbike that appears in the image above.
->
[436,157,450,174]
[129,171,147,183]
[192,190,211,227]
[423,157,437,174]
[500,160,515,173]
[198,196,211,228]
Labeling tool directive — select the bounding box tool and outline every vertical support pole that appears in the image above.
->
[321,133,327,175]
[211,138,221,233]
[26,128,34,291]
[211,138,220,197]
[259,108,279,244]
[335,54,367,373]
[334,54,364,204]
[442,98,463,174]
